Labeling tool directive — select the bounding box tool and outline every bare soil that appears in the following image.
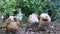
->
[0,20,60,34]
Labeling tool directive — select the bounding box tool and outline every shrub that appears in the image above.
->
[0,0,58,21]
[18,0,57,20]
[0,0,17,16]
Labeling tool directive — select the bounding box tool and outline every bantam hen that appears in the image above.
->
[27,13,39,27]
[40,13,51,31]
[2,14,20,33]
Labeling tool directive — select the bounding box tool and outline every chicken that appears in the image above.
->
[2,15,20,33]
[40,13,51,30]
[27,13,39,27]
[25,13,39,32]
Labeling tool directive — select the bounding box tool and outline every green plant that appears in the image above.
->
[0,0,58,21]
[0,0,17,16]
[18,0,57,20]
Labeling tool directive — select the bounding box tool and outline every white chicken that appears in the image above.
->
[27,13,39,26]
[40,13,51,30]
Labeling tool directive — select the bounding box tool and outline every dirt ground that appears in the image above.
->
[0,20,60,34]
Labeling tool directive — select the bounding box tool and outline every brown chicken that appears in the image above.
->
[2,16,20,33]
